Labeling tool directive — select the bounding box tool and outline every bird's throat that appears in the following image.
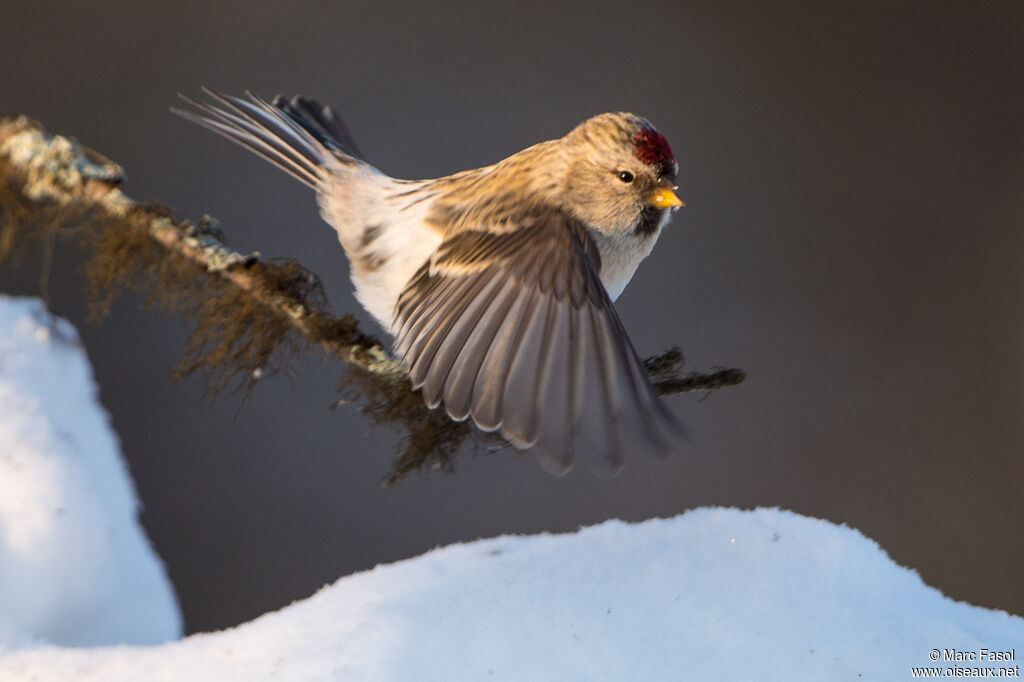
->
[635,205,666,237]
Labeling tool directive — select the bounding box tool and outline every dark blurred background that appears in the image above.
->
[2,1,1021,634]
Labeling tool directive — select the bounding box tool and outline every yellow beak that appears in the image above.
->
[649,187,684,208]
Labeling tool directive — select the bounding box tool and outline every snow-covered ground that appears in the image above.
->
[0,297,181,647]
[0,296,1020,681]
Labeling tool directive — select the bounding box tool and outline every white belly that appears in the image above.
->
[592,229,662,302]
[349,214,442,333]
[317,172,442,334]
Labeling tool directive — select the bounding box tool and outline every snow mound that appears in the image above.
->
[2,508,1021,681]
[0,296,181,648]
[0,295,1019,680]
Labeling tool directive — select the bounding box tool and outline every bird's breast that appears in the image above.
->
[591,229,661,302]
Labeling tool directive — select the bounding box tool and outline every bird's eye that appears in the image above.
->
[617,170,635,183]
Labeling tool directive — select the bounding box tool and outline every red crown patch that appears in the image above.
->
[632,127,674,166]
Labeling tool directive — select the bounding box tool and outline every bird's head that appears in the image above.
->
[559,112,683,238]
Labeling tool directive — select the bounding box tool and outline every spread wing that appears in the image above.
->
[393,208,680,475]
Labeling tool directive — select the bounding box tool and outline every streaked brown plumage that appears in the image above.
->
[174,91,685,474]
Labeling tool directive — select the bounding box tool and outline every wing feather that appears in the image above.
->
[573,303,623,472]
[470,285,537,431]
[443,278,522,420]
[420,271,503,408]
[395,269,462,354]
[405,270,497,398]
[532,299,577,473]
[497,288,554,447]
[395,208,680,473]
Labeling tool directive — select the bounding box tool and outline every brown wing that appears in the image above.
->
[393,207,680,475]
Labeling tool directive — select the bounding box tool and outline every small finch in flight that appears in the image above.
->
[175,91,685,474]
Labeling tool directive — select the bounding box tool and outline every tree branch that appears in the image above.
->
[0,114,744,482]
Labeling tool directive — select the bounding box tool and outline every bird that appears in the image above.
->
[174,90,685,475]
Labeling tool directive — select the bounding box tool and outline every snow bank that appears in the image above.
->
[2,508,1021,681]
[0,296,181,648]
[0,296,1019,680]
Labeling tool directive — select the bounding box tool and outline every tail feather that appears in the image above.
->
[271,94,363,160]
[172,90,359,190]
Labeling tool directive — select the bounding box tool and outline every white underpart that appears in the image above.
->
[593,209,671,301]
[600,249,643,302]
[317,167,442,334]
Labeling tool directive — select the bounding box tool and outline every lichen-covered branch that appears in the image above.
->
[0,115,395,376]
[0,114,744,483]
